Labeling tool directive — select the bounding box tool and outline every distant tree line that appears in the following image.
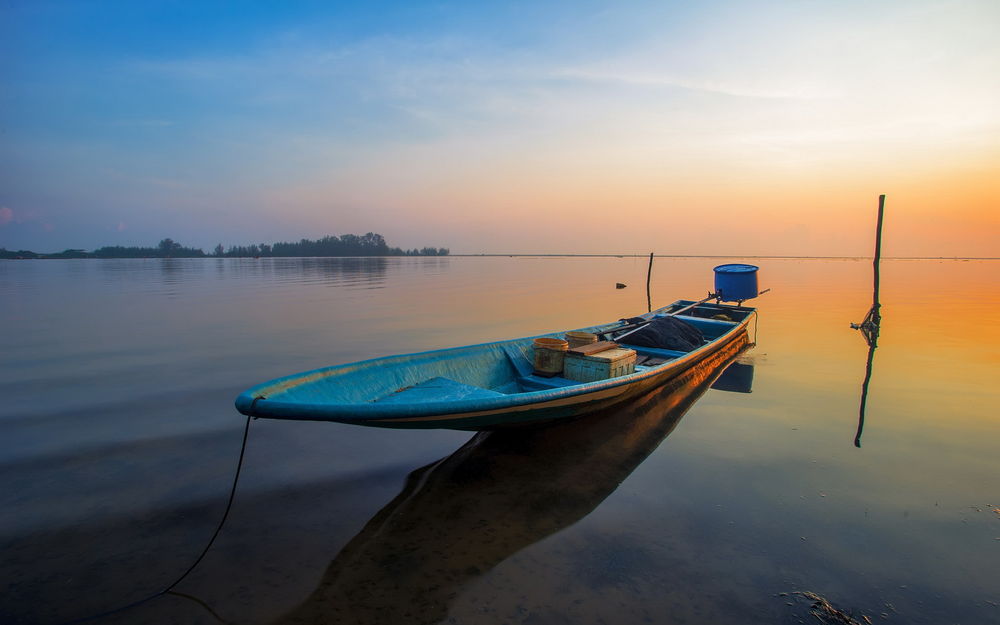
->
[0,248,42,259]
[92,238,208,258]
[1,233,449,259]
[215,233,448,258]
[0,239,207,259]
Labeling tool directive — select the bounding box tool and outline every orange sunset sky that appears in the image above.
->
[1,1,997,256]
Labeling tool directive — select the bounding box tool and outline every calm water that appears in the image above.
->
[1,257,997,625]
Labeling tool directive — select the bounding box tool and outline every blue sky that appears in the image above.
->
[2,1,998,255]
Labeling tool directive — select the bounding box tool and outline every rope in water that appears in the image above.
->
[59,413,253,625]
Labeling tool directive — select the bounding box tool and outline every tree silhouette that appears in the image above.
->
[158,238,182,256]
[5,233,446,259]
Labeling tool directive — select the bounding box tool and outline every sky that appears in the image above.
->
[1,0,998,256]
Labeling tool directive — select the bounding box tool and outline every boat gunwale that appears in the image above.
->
[235,303,755,422]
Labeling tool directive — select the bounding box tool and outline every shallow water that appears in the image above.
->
[1,256,997,624]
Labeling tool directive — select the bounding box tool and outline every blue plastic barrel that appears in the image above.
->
[714,264,759,301]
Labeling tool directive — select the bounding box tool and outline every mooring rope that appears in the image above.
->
[59,413,253,625]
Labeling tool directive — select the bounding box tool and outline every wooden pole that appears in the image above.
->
[871,194,885,322]
[646,252,654,313]
[852,194,885,337]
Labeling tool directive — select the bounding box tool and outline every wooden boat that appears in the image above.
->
[235,299,755,430]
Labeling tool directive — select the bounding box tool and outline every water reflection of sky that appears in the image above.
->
[0,257,997,624]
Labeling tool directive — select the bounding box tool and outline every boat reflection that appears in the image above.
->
[711,359,754,394]
[271,333,750,625]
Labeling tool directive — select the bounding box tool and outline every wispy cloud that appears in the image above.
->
[554,68,835,101]
[0,206,42,227]
[108,119,175,127]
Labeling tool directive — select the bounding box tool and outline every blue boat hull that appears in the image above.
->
[235,300,755,430]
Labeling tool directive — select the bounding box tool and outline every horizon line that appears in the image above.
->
[5,254,997,261]
[452,254,999,260]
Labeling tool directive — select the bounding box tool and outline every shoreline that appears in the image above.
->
[2,254,997,261]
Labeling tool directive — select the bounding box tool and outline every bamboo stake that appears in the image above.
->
[871,194,884,320]
[646,252,654,313]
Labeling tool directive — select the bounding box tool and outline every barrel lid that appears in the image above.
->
[714,263,759,274]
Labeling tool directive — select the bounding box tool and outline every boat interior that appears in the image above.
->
[250,302,754,409]
[498,302,753,395]
[376,303,750,404]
